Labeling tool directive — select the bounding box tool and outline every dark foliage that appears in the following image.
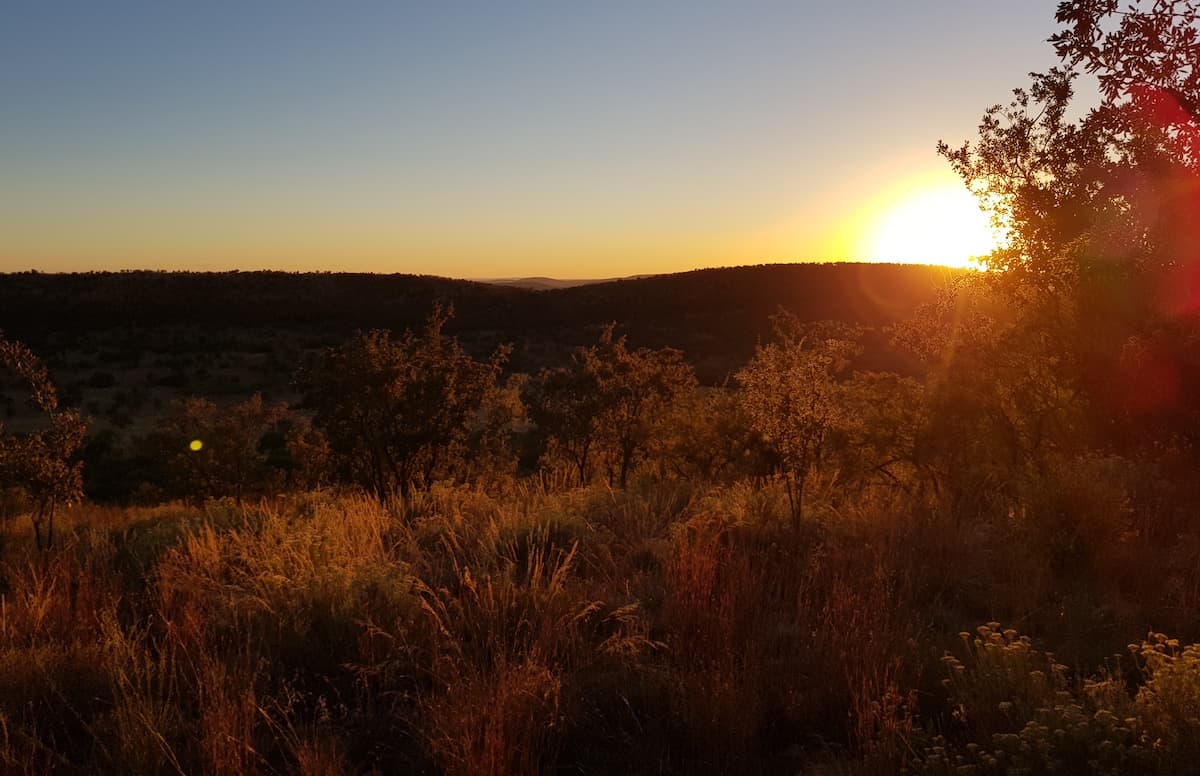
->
[299,307,512,499]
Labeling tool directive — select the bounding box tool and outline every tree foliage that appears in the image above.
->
[151,393,302,503]
[526,357,603,486]
[736,315,862,528]
[526,326,696,487]
[942,1,1199,285]
[1053,0,1200,121]
[300,306,512,500]
[649,386,777,483]
[919,0,1200,499]
[832,370,924,493]
[0,333,86,549]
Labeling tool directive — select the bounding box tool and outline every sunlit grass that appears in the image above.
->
[1,473,1199,773]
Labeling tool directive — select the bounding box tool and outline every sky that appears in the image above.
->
[0,1,1064,278]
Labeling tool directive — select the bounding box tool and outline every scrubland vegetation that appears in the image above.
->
[8,280,1200,774]
[7,406,1200,774]
[3,1,1200,773]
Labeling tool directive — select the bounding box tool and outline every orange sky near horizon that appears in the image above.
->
[0,3,1046,279]
[0,154,1001,278]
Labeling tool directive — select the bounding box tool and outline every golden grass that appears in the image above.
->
[0,474,1199,773]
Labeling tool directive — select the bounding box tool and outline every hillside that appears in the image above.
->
[481,276,616,290]
[0,263,959,440]
[514,263,961,377]
[0,262,959,377]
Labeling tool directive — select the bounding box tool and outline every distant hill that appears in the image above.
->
[510,262,963,379]
[482,276,615,290]
[0,263,962,387]
[481,274,659,290]
[0,270,524,338]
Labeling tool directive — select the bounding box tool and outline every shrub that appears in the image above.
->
[300,307,512,500]
[910,625,1200,775]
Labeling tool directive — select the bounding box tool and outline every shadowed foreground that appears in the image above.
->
[4,474,1200,775]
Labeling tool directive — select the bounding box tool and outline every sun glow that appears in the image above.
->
[866,184,998,268]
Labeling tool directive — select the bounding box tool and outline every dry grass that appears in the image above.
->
[0,470,1198,774]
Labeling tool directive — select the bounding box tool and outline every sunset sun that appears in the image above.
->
[867,184,998,268]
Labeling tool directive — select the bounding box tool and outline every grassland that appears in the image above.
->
[4,469,1200,774]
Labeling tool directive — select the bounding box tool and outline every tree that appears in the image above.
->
[735,314,861,529]
[0,333,86,549]
[895,276,1089,514]
[650,386,777,484]
[151,393,296,503]
[299,306,511,500]
[921,1,1200,486]
[1052,0,1200,124]
[282,414,332,491]
[587,327,697,487]
[526,325,696,487]
[525,358,603,486]
[941,2,1199,285]
[833,370,924,495]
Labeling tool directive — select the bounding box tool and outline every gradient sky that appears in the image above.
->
[0,1,1063,277]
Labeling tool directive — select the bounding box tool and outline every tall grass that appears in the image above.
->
[2,470,1200,773]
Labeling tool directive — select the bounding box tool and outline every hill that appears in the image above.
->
[0,263,959,433]
[481,276,616,290]
[512,263,961,377]
[0,262,958,360]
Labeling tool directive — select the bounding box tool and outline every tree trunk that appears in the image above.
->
[792,471,806,535]
[576,444,590,487]
[30,499,55,551]
[618,445,634,489]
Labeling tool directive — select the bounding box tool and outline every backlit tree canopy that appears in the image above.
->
[927,1,1200,449]
[736,316,861,527]
[941,1,1197,291]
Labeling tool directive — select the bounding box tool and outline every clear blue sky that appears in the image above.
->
[0,1,1063,276]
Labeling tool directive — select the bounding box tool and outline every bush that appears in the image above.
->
[912,625,1200,776]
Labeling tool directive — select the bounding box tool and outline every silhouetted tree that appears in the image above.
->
[300,306,511,499]
[1053,1,1200,123]
[833,370,924,494]
[925,0,1200,474]
[943,0,1199,301]
[282,414,331,491]
[525,360,601,486]
[589,327,697,487]
[151,393,294,503]
[895,277,1089,512]
[906,0,1200,524]
[526,326,696,487]
[0,333,86,549]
